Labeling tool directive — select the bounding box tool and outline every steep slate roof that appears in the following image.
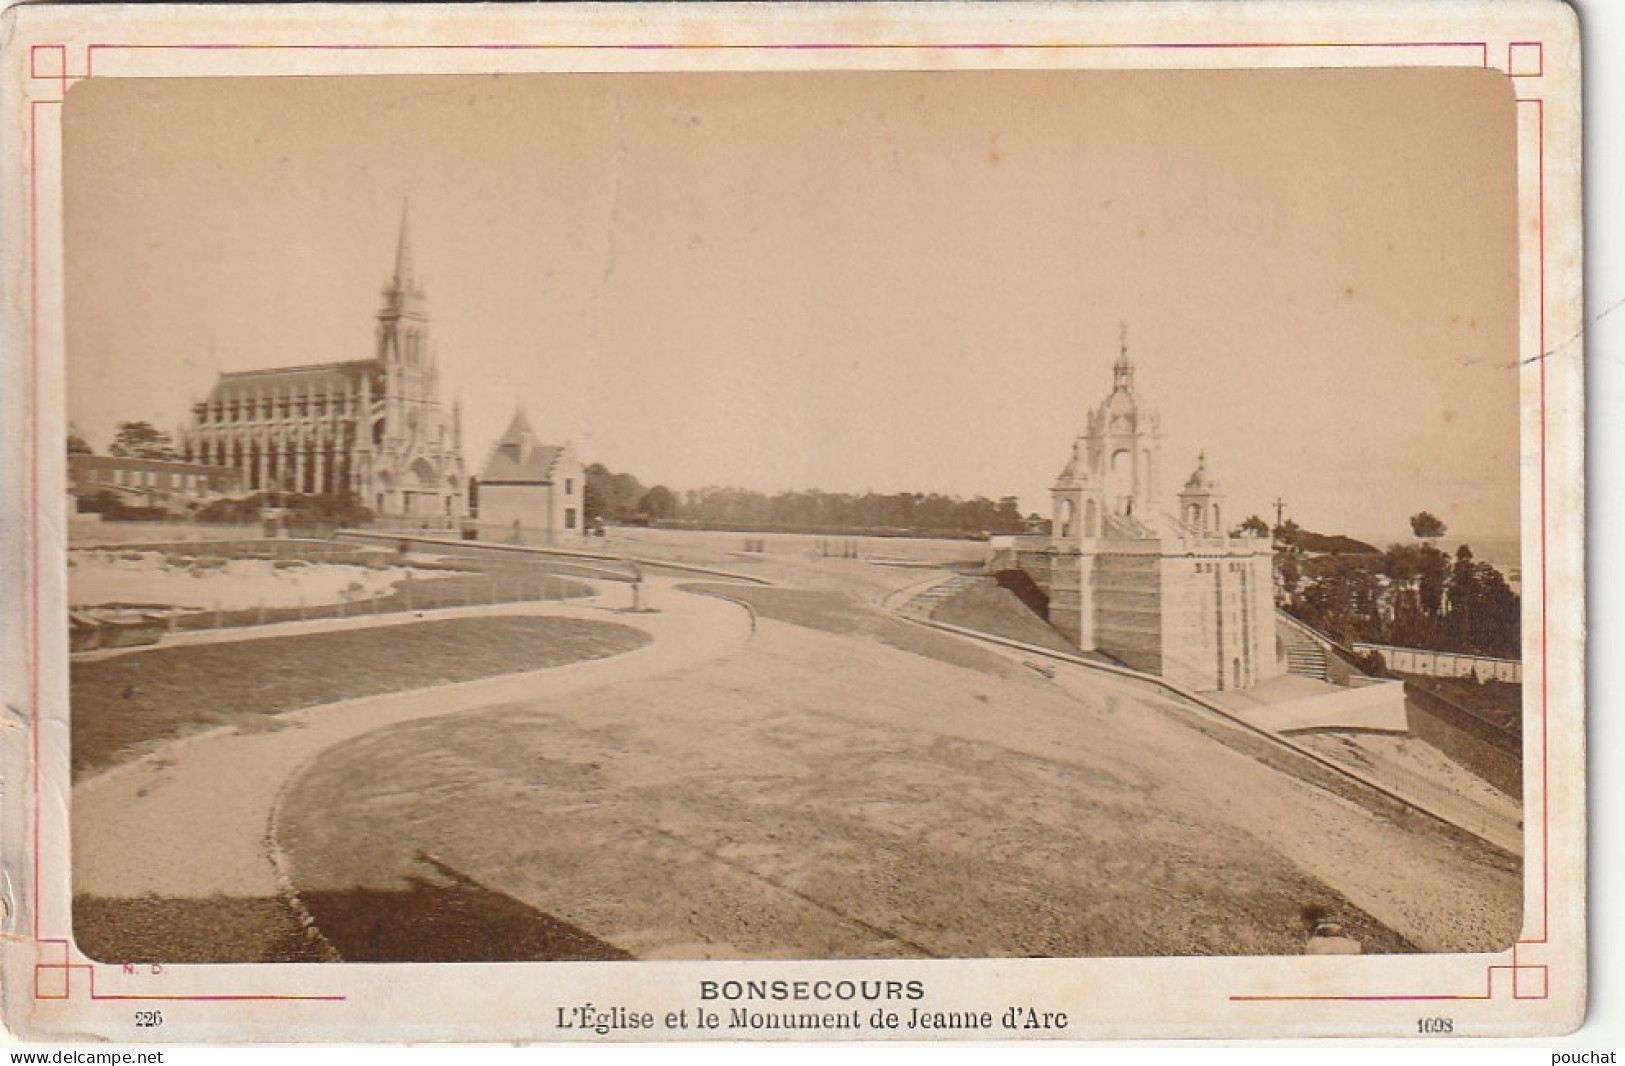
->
[479,409,566,484]
[207,359,375,399]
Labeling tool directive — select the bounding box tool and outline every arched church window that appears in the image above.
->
[1059,499,1076,539]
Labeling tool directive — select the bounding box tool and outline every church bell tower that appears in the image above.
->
[377,205,428,371]
[1083,329,1161,527]
[1178,452,1223,536]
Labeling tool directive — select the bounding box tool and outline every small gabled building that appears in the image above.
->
[475,409,585,545]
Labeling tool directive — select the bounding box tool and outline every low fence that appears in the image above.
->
[80,536,389,564]
[467,520,596,549]
[648,518,996,540]
[69,567,589,653]
[340,529,773,586]
[68,534,606,653]
[371,515,464,533]
[1353,643,1522,683]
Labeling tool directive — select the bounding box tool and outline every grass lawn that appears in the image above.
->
[928,576,1080,655]
[71,616,650,780]
[680,583,1020,677]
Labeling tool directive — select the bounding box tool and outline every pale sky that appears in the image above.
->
[64,68,1520,543]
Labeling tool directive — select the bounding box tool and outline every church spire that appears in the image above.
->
[378,200,428,351]
[392,201,416,292]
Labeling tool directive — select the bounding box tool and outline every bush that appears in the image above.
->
[196,491,373,528]
[79,490,170,522]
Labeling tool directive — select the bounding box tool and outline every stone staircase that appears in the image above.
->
[1281,625,1330,682]
[895,573,984,619]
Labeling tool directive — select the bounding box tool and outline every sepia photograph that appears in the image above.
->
[0,0,1586,1045]
[63,65,1523,965]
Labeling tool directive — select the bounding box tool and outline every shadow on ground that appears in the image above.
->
[75,854,631,964]
[298,853,632,962]
[74,894,329,964]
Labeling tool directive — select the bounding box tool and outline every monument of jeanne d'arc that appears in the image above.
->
[1013,340,1280,693]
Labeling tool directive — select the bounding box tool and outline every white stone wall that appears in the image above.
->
[1093,544,1163,674]
[475,457,586,546]
[477,483,560,544]
[551,454,585,537]
[1158,555,1214,691]
[1351,644,1521,683]
[1156,543,1280,693]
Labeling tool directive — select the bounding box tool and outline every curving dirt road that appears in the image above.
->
[72,579,753,960]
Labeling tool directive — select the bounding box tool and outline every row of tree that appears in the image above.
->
[1231,510,1449,551]
[81,431,1025,537]
[1280,542,1520,660]
[1232,509,1518,659]
[580,462,1027,536]
[582,463,672,526]
[675,485,1026,536]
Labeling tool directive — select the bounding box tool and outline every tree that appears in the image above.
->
[583,463,644,524]
[582,464,610,525]
[996,497,1024,528]
[1294,554,1383,644]
[1232,515,1271,538]
[1380,543,1450,647]
[638,485,679,521]
[1281,537,1520,659]
[66,430,93,456]
[1275,551,1303,604]
[1410,511,1448,540]
[109,420,176,459]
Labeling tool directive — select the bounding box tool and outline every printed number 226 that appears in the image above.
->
[135,1010,163,1028]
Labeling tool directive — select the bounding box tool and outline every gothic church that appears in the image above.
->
[180,214,468,524]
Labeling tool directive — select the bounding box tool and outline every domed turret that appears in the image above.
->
[1178,451,1224,535]
[1081,330,1160,520]
[1184,451,1216,493]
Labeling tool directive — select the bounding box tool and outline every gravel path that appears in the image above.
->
[72,580,753,961]
[273,610,1517,962]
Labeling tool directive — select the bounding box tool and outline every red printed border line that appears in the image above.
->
[21,34,1547,1015]
[1232,947,1551,1003]
[31,940,344,1003]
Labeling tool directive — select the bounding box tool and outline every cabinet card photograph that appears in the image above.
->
[0,0,1585,1044]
